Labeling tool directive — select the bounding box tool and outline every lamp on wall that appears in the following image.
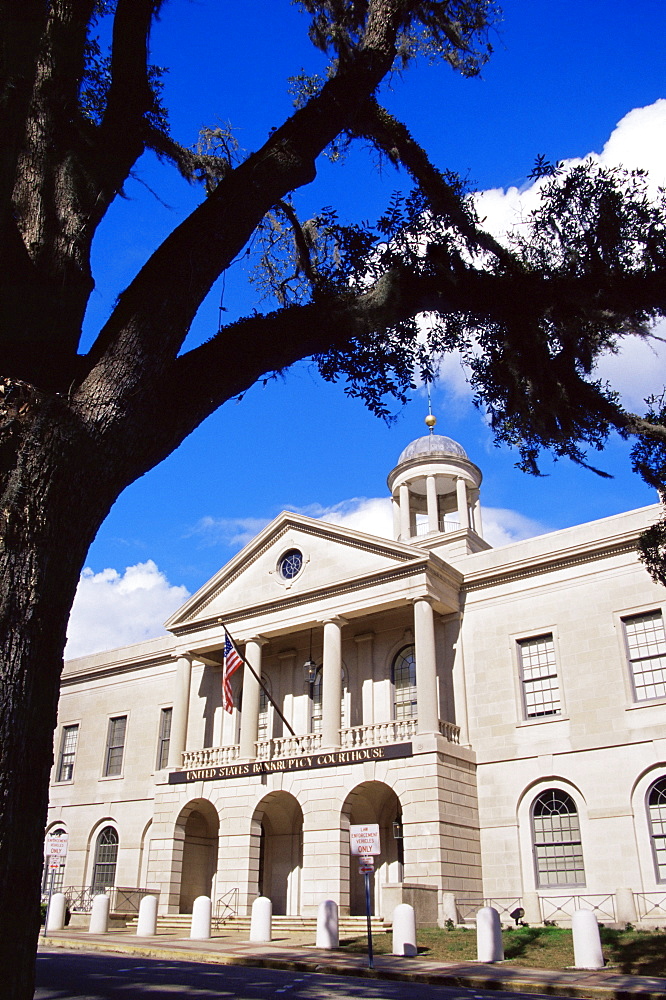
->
[303,628,317,685]
[392,818,403,840]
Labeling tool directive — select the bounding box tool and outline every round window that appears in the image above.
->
[278,549,303,580]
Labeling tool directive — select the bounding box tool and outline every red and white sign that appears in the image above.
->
[350,823,380,856]
[45,834,69,857]
[358,858,375,874]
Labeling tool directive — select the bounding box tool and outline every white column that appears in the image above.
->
[456,477,470,530]
[239,637,266,759]
[450,615,470,746]
[426,475,439,533]
[168,653,192,768]
[399,483,411,541]
[355,632,375,726]
[413,598,439,734]
[322,617,345,748]
[392,497,401,540]
[472,493,483,536]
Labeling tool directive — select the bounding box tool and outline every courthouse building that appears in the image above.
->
[45,423,666,925]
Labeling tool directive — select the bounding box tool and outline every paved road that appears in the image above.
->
[34,949,585,1000]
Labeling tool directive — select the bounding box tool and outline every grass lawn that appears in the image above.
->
[339,925,666,976]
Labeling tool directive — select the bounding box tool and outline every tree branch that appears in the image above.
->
[90,0,163,219]
[350,97,517,268]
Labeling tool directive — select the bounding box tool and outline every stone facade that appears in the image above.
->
[45,432,666,926]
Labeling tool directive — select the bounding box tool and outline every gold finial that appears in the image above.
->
[425,413,436,432]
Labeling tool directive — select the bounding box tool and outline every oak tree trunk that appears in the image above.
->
[0,388,130,999]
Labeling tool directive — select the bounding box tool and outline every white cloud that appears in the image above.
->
[65,560,190,659]
[187,515,270,549]
[481,507,549,547]
[296,497,395,538]
[434,100,666,410]
[304,496,548,547]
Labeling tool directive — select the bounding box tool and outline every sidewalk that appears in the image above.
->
[40,926,666,999]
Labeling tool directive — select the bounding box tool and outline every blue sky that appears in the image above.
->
[67,1,666,656]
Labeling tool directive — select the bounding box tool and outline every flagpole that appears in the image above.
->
[220,624,297,738]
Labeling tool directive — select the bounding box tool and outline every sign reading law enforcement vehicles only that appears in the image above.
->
[169,742,412,783]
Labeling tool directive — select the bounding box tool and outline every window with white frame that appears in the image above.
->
[518,634,561,718]
[623,610,666,701]
[392,645,417,721]
[531,789,585,887]
[156,707,172,770]
[103,716,127,776]
[56,724,79,782]
[91,826,118,893]
[647,776,666,882]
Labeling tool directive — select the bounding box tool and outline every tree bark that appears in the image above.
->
[0,388,134,998]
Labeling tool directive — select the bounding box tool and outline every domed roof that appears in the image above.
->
[397,433,468,465]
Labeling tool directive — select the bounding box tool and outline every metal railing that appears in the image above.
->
[60,885,159,914]
[415,518,461,537]
[634,892,666,920]
[214,887,239,926]
[540,894,616,923]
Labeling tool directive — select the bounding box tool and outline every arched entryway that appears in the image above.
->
[342,781,402,916]
[176,799,219,913]
[252,791,303,915]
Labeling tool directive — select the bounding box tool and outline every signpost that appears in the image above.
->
[350,824,380,969]
[43,833,69,936]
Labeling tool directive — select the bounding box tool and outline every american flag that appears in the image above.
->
[222,630,243,713]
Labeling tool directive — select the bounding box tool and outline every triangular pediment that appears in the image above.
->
[165,511,423,629]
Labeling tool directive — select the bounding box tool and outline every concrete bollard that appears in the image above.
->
[250,896,272,942]
[572,909,604,969]
[89,894,110,934]
[190,896,212,940]
[392,903,417,957]
[46,892,67,932]
[476,906,503,963]
[615,888,637,926]
[316,899,339,949]
[136,894,158,936]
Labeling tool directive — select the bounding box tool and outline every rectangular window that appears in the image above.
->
[56,724,78,782]
[518,634,561,718]
[623,610,666,701]
[156,707,172,770]
[104,715,127,776]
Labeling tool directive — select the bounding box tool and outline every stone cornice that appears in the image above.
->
[169,557,443,638]
[61,650,176,686]
[462,530,642,594]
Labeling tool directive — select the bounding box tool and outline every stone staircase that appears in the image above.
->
[126,912,390,937]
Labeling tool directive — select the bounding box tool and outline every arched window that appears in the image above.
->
[42,828,67,894]
[531,789,585,887]
[647,777,666,881]
[392,645,417,721]
[309,667,346,733]
[92,826,118,894]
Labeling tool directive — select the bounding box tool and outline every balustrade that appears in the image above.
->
[179,717,459,769]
